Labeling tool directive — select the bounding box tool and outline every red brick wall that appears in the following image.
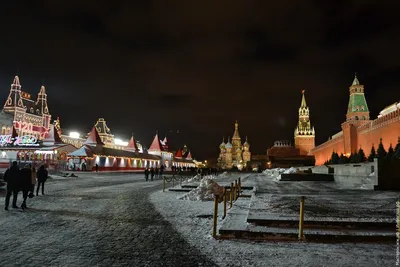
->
[311,109,400,165]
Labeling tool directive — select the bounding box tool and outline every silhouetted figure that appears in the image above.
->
[36,165,48,196]
[4,161,20,210]
[144,168,149,181]
[95,163,99,172]
[20,164,32,210]
[155,167,159,178]
[150,167,155,181]
[30,166,36,198]
[159,165,164,177]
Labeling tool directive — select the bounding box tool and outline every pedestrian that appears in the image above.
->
[30,166,36,198]
[95,163,99,172]
[4,161,20,210]
[144,168,149,181]
[36,165,48,196]
[159,165,164,178]
[20,164,32,210]
[155,167,159,178]
[150,167,155,181]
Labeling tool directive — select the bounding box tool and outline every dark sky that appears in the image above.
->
[1,0,400,160]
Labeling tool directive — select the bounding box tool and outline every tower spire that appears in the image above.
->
[352,72,360,85]
[300,90,307,108]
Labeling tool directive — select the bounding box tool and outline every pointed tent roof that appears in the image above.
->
[83,127,104,146]
[300,90,307,108]
[185,151,192,160]
[162,136,168,150]
[43,125,63,146]
[352,73,360,85]
[148,133,163,151]
[68,146,94,157]
[125,135,139,152]
[232,120,240,140]
[175,148,183,158]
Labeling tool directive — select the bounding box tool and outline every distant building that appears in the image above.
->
[311,74,400,165]
[266,140,315,168]
[217,121,251,170]
[1,76,51,139]
[294,90,315,155]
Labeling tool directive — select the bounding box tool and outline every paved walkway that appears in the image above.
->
[0,174,217,267]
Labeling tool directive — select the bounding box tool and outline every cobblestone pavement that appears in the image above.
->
[0,173,218,267]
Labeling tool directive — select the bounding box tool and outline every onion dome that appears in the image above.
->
[219,137,226,149]
[243,136,250,148]
[225,137,232,149]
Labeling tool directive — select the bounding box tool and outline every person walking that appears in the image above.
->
[30,166,36,198]
[36,165,48,196]
[20,164,32,210]
[95,163,99,172]
[144,168,149,181]
[4,161,20,210]
[150,167,155,181]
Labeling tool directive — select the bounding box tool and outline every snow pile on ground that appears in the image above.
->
[369,172,375,176]
[187,174,215,183]
[262,167,298,180]
[179,176,218,201]
[218,171,229,178]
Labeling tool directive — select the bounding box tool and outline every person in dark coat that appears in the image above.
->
[36,165,48,196]
[4,161,20,210]
[20,164,33,210]
[150,167,155,181]
[144,168,149,181]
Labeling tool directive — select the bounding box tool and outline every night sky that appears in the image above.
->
[1,1,400,160]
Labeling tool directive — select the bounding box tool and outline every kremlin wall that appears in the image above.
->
[310,75,400,165]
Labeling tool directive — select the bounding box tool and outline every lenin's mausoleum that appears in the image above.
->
[311,75,400,165]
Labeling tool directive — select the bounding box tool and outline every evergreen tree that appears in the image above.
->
[350,152,361,163]
[330,151,339,164]
[394,137,400,159]
[357,147,366,162]
[338,154,345,164]
[368,145,376,162]
[343,154,349,164]
[377,138,387,158]
[386,143,394,160]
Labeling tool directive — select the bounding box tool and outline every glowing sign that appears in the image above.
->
[14,135,39,146]
[0,135,12,146]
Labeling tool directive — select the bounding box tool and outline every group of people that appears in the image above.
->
[4,161,48,211]
[144,165,165,181]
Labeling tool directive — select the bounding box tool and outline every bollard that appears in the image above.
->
[212,195,219,238]
[238,177,241,197]
[162,176,166,192]
[234,180,238,200]
[298,196,305,241]
[230,183,234,208]
[180,176,182,187]
[223,188,227,219]
[172,175,175,187]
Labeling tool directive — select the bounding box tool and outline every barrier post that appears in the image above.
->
[230,183,233,208]
[298,196,305,241]
[234,180,238,200]
[172,175,175,187]
[212,195,219,238]
[163,176,165,192]
[223,188,227,219]
[238,177,241,197]
[179,176,182,186]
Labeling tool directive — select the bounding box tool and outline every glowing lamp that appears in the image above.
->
[69,132,80,138]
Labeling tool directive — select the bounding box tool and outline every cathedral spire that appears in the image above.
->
[232,120,240,140]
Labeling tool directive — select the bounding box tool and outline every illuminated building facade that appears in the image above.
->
[311,75,400,165]
[217,121,251,170]
[1,76,51,139]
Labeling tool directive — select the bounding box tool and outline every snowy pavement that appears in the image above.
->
[0,173,217,267]
[150,172,397,267]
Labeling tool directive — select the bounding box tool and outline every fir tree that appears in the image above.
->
[394,137,400,159]
[338,154,345,164]
[343,154,349,164]
[350,152,361,163]
[386,143,394,160]
[368,145,376,162]
[377,138,387,158]
[330,151,339,164]
[357,147,366,162]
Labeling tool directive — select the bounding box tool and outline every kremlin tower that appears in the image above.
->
[294,90,315,155]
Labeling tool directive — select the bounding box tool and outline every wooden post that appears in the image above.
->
[238,177,241,197]
[223,188,227,219]
[172,175,175,187]
[230,183,233,208]
[299,196,305,241]
[162,176,165,192]
[212,195,219,238]
[234,180,238,200]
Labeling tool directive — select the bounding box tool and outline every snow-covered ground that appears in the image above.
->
[150,171,396,266]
